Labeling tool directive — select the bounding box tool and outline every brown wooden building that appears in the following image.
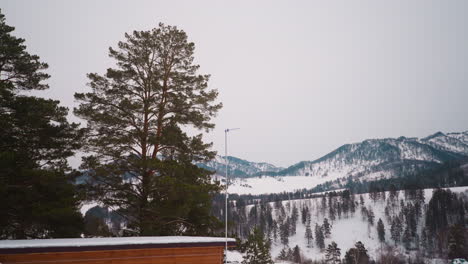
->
[0,236,236,264]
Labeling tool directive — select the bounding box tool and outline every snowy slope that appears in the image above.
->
[226,131,468,195]
[252,186,468,261]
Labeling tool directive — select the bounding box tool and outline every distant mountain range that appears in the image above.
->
[199,131,468,182]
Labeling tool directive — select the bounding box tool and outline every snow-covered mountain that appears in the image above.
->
[275,132,468,180]
[223,131,468,195]
[197,155,283,178]
[277,131,468,180]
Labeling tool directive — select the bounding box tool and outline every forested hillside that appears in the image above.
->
[222,187,467,263]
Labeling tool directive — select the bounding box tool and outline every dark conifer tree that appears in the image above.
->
[280,219,290,246]
[367,207,375,226]
[403,226,411,250]
[447,224,466,260]
[390,216,403,245]
[242,227,274,264]
[344,241,369,264]
[315,223,325,250]
[323,218,332,238]
[305,218,314,248]
[325,241,341,264]
[301,205,309,225]
[293,245,302,264]
[377,218,385,243]
[0,9,84,239]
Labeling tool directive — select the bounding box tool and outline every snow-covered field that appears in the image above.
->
[228,175,333,195]
[239,186,468,262]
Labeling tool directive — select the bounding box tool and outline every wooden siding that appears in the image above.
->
[0,246,225,264]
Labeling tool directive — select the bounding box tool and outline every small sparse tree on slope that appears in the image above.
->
[242,227,273,264]
[305,218,314,248]
[323,218,332,238]
[293,245,302,264]
[377,218,385,243]
[74,23,222,235]
[325,241,341,264]
[390,217,403,245]
[315,223,325,250]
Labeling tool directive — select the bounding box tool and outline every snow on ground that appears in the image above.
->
[264,186,468,261]
[228,175,332,195]
[80,202,99,215]
[226,250,244,263]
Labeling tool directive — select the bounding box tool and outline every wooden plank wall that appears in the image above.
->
[0,246,224,264]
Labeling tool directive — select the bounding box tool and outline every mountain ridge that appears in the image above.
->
[200,131,468,183]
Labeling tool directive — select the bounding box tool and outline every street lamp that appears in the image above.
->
[224,128,239,264]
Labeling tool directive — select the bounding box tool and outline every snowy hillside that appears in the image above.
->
[276,133,467,178]
[226,131,468,195]
[230,186,468,262]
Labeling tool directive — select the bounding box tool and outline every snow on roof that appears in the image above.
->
[0,236,236,249]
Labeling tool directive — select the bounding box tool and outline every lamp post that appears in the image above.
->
[224,128,239,264]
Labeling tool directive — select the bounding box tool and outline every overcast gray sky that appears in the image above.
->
[2,0,468,167]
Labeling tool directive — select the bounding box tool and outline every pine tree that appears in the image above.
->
[301,205,309,225]
[367,207,375,226]
[447,224,466,260]
[293,245,302,263]
[325,241,341,264]
[323,218,332,238]
[242,227,274,264]
[344,241,369,264]
[390,217,403,245]
[305,218,314,248]
[315,224,325,250]
[403,226,411,250]
[377,218,385,243]
[277,247,289,261]
[74,23,222,235]
[329,202,336,221]
[280,219,290,246]
[0,9,84,239]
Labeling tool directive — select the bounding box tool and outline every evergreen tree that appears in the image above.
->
[0,9,84,239]
[323,218,332,238]
[403,226,411,250]
[325,241,341,264]
[344,241,369,264]
[305,218,314,248]
[447,224,466,260]
[242,227,274,264]
[291,205,299,225]
[280,219,290,246]
[74,23,222,235]
[315,223,325,250]
[301,205,309,225]
[390,216,403,245]
[277,247,289,261]
[292,245,302,264]
[329,202,336,221]
[377,218,385,243]
[367,207,375,226]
